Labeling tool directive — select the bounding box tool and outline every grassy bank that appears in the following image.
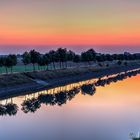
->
[0,62,139,99]
[24,67,99,80]
[24,61,140,81]
[0,66,99,88]
[0,73,34,88]
[0,61,139,88]
[0,65,54,74]
[0,60,139,74]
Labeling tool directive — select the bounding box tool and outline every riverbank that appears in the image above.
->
[0,62,140,99]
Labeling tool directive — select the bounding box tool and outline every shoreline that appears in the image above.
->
[0,64,140,99]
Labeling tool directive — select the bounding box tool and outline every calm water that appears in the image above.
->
[0,69,140,140]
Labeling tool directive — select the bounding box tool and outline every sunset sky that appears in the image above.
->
[0,0,140,54]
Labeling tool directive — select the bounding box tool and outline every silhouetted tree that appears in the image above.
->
[43,54,51,70]
[22,52,31,71]
[29,50,40,71]
[73,54,81,66]
[2,55,17,74]
[105,54,113,61]
[56,48,67,69]
[81,49,96,65]
[67,50,75,61]
[0,57,5,73]
[37,55,46,70]
[48,50,57,70]
[8,55,17,73]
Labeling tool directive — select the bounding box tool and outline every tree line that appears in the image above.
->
[0,48,140,74]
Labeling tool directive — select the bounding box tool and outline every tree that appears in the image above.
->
[81,49,96,65]
[29,50,40,71]
[67,50,75,61]
[3,56,12,74]
[73,54,81,66]
[87,49,96,60]
[37,55,46,70]
[56,48,67,69]
[117,54,124,61]
[2,55,17,73]
[9,54,17,73]
[95,55,104,62]
[0,57,4,73]
[48,50,57,70]
[112,54,118,60]
[43,54,51,70]
[66,50,75,68]
[81,52,88,63]
[105,54,113,61]
[22,52,31,71]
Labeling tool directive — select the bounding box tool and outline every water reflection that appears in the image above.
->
[81,84,96,95]
[0,68,140,116]
[95,69,140,87]
[0,102,18,116]
[21,98,41,113]
[21,87,80,114]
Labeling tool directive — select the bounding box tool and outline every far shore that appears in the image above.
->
[0,61,140,100]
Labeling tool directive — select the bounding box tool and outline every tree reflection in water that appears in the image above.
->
[21,98,41,113]
[38,94,55,106]
[21,87,80,113]
[81,84,96,95]
[0,102,18,116]
[38,87,80,107]
[95,69,140,87]
[0,69,140,116]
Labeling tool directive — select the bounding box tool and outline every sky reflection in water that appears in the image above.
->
[0,69,140,140]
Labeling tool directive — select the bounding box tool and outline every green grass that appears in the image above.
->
[0,65,35,74]
[0,65,58,74]
[0,60,139,74]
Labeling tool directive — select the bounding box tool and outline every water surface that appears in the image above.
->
[0,70,140,140]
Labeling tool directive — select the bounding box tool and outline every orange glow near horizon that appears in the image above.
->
[1,33,140,46]
[0,0,140,52]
